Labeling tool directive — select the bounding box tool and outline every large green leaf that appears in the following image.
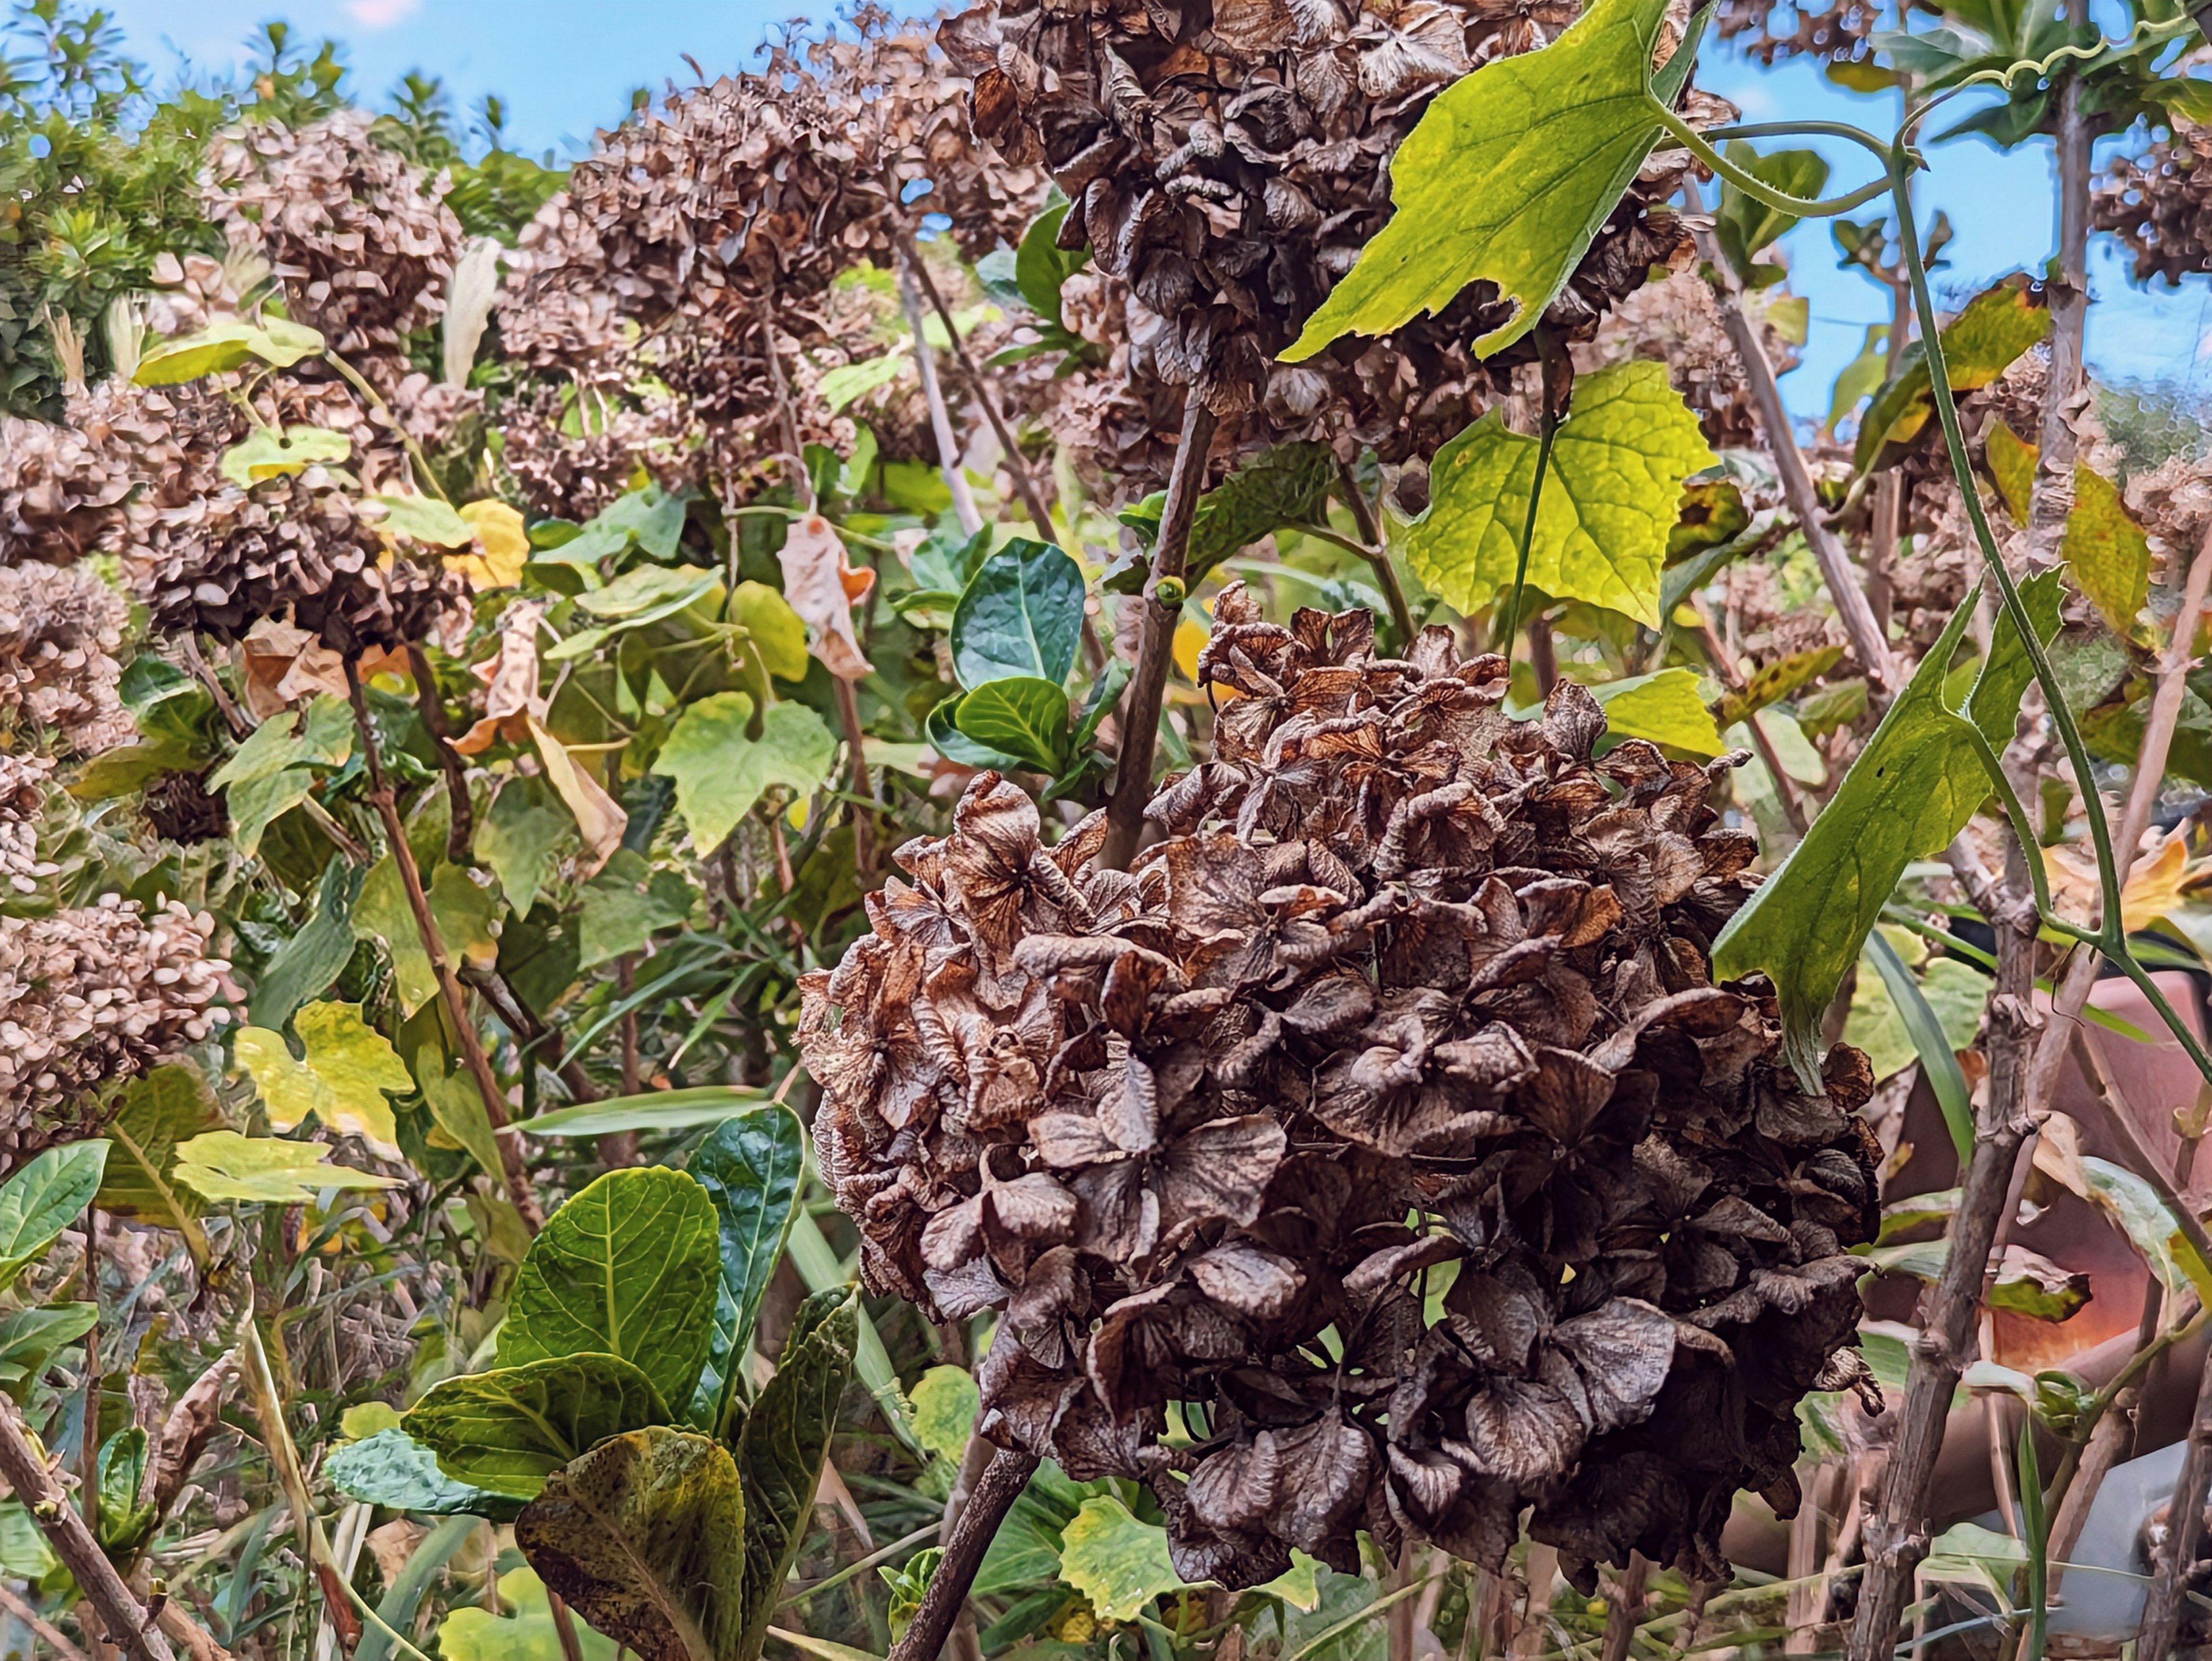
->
[955,677,1071,777]
[500,1166,721,1412]
[927,693,1024,771]
[1283,0,1683,360]
[1854,277,2050,472]
[403,1354,673,1500]
[952,539,1086,691]
[653,696,836,855]
[232,1000,412,1157]
[0,1143,108,1293]
[516,1427,748,1661]
[576,850,694,969]
[1185,444,1336,584]
[96,1064,221,1234]
[325,1428,525,1521]
[0,1303,96,1392]
[686,1106,805,1431]
[132,316,325,384]
[253,856,365,1030]
[1403,363,1715,626]
[734,1286,856,1661]
[1713,570,2063,1086]
[220,424,351,488]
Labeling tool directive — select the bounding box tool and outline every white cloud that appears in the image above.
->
[346,0,422,28]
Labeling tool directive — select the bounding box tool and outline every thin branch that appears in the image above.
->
[0,1581,90,1661]
[1683,177,1897,695]
[1102,391,1219,871]
[884,1448,1038,1661]
[1692,599,1809,835]
[405,644,475,865]
[1327,459,1418,644]
[1600,1554,1648,1661]
[295,794,370,865]
[2027,0,2092,567]
[176,636,249,740]
[895,251,983,539]
[0,1391,181,1661]
[343,659,544,1232]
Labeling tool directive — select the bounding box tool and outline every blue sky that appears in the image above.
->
[96,0,2212,427]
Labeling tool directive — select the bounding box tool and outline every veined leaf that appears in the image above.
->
[403,1354,673,1501]
[687,1106,805,1431]
[478,775,573,920]
[1014,202,1089,326]
[96,1064,221,1240]
[734,1286,856,1661]
[653,695,836,855]
[1713,569,2063,1087]
[2078,1155,2212,1305]
[1586,669,1722,754]
[955,677,1071,776]
[219,425,350,487]
[516,1427,747,1661]
[1404,363,1715,626]
[370,494,478,549]
[576,849,693,970]
[952,539,1086,690]
[0,1303,96,1390]
[133,316,324,384]
[501,1166,721,1412]
[0,1142,108,1293]
[1186,443,1336,583]
[1713,646,1846,731]
[327,1428,525,1521]
[253,856,365,1030]
[727,582,809,683]
[1285,0,1687,360]
[1058,1496,1195,1622]
[1986,422,2149,640]
[232,1000,413,1157]
[169,1132,399,1205]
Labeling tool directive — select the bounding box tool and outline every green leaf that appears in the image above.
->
[1283,0,1681,361]
[96,1064,221,1234]
[2078,1155,2212,1304]
[1058,1496,1195,1622]
[653,696,836,855]
[219,424,351,487]
[1712,569,2063,1087]
[734,1286,857,1661]
[516,1088,771,1140]
[543,486,690,568]
[907,1365,979,1463]
[1015,203,1089,326]
[0,1303,96,1391]
[1713,646,1846,731]
[1827,323,1892,434]
[728,582,809,682]
[327,1427,529,1519]
[442,1568,620,1661]
[97,1429,154,1553]
[0,1143,107,1293]
[687,1107,805,1431]
[0,1501,55,1584]
[1864,932,1974,1168]
[1585,669,1722,754]
[817,350,910,413]
[169,1130,400,1205]
[225,769,315,860]
[951,540,1087,691]
[404,1354,673,1501]
[500,1167,721,1413]
[369,494,478,548]
[479,775,573,920]
[927,693,1024,771]
[1713,143,1830,281]
[132,316,324,384]
[2062,463,2151,640]
[232,1000,413,1156]
[1186,444,1336,584]
[358,1516,486,1661]
[516,1427,747,1661]
[254,856,365,1030]
[1404,363,1716,626]
[576,565,718,620]
[417,1043,506,1183]
[1855,277,2050,472]
[954,677,1071,776]
[577,850,694,969]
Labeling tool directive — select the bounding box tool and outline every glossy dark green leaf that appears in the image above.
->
[0,1303,95,1394]
[951,539,1086,690]
[97,1428,154,1553]
[327,1428,526,1520]
[954,678,1070,777]
[1713,570,2062,1087]
[734,1287,855,1661]
[0,1142,107,1293]
[500,1167,721,1411]
[517,1427,747,1661]
[1014,203,1089,326]
[927,694,1024,770]
[403,1354,672,1500]
[686,1106,805,1431]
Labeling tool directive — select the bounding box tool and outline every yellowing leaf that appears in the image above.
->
[1856,278,2050,471]
[1173,616,1208,684]
[1586,668,1722,754]
[907,1365,979,1463]
[369,493,477,548]
[219,425,350,488]
[440,1568,618,1661]
[1986,420,2036,522]
[729,581,809,682]
[2122,831,2190,933]
[1403,364,1716,626]
[1284,0,1679,361]
[231,1001,414,1156]
[1056,1496,1194,1622]
[778,514,875,680]
[652,695,836,854]
[450,500,530,590]
[2064,464,2152,640]
[528,716,626,876]
[171,1131,399,1205]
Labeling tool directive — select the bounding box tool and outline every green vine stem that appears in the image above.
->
[1498,331,1565,667]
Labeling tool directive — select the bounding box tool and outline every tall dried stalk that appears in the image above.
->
[884,1448,1039,1661]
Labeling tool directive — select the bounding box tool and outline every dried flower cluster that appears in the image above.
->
[0,895,236,1154]
[0,559,131,755]
[2093,119,2212,285]
[203,111,465,384]
[1710,0,1885,65]
[801,590,1878,1591]
[0,752,56,894]
[0,411,136,566]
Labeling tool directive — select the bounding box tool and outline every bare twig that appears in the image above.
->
[405,644,475,865]
[2142,1325,2212,1654]
[831,673,876,876]
[1330,459,1418,645]
[0,1392,181,1661]
[896,252,983,539]
[1102,392,1218,870]
[464,966,599,1110]
[0,1575,90,1661]
[1692,600,1810,834]
[1684,179,1896,694]
[295,795,370,865]
[885,1448,1039,1661]
[176,635,249,740]
[343,659,543,1232]
[1600,1554,1649,1661]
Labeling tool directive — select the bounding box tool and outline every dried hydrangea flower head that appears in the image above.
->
[0,409,137,566]
[0,560,132,755]
[934,0,1705,475]
[2093,115,2212,287]
[801,586,1878,1592]
[0,894,238,1166]
[0,752,57,895]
